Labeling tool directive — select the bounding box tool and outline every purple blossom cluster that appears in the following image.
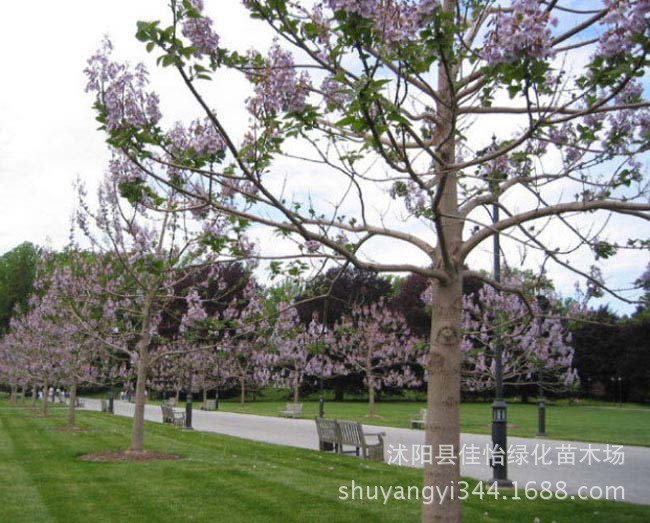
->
[482,0,558,66]
[108,153,145,184]
[309,3,332,46]
[598,0,650,57]
[246,44,312,117]
[304,240,321,253]
[326,0,439,46]
[389,180,429,215]
[321,76,349,109]
[85,39,161,133]
[167,118,227,157]
[546,79,650,159]
[546,123,583,164]
[181,0,220,58]
[605,80,650,153]
[180,289,208,333]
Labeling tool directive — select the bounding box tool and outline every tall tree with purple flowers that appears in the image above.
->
[221,281,272,404]
[87,1,650,519]
[333,300,424,416]
[269,303,334,402]
[73,167,251,452]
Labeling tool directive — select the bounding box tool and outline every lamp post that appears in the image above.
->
[319,375,325,418]
[215,348,220,410]
[482,136,512,487]
[535,295,550,438]
[185,369,193,430]
[490,206,511,486]
[319,298,330,419]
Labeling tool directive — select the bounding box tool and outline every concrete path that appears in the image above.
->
[81,399,650,505]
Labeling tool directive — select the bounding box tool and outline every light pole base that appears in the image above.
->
[489,478,514,489]
[536,432,547,438]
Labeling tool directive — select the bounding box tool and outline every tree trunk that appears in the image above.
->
[422,277,463,523]
[293,374,300,403]
[31,386,37,407]
[421,1,462,518]
[42,379,49,415]
[334,381,344,401]
[130,343,149,452]
[202,371,207,405]
[68,379,77,427]
[368,374,376,417]
[10,384,17,403]
[129,265,162,452]
[240,375,246,405]
[175,388,180,403]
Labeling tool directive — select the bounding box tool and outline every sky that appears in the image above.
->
[0,0,648,314]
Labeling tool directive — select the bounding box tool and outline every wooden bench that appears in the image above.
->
[161,404,185,428]
[315,418,385,461]
[336,420,385,461]
[315,417,339,452]
[279,403,303,418]
[411,408,427,429]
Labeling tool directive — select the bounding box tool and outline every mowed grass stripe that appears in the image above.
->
[0,413,55,523]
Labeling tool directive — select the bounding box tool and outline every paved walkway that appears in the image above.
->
[81,399,650,505]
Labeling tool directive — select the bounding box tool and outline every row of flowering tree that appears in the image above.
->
[0,275,107,426]
[1,263,579,419]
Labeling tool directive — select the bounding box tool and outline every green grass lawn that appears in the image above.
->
[1,401,649,523]
[213,399,650,447]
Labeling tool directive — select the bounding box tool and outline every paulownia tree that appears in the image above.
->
[86,1,650,520]
[0,331,25,403]
[72,167,251,452]
[333,299,423,416]
[6,294,67,416]
[220,281,272,404]
[269,302,334,402]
